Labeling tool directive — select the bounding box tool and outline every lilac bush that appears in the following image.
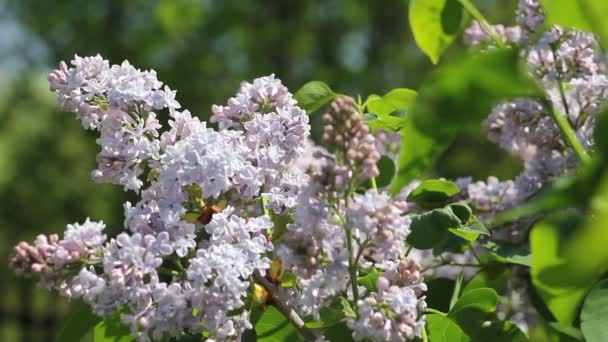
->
[10,1,608,341]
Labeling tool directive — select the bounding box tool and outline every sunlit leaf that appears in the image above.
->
[255,306,299,342]
[407,179,460,209]
[362,113,407,132]
[294,81,337,114]
[409,0,464,64]
[426,314,471,342]
[366,88,417,115]
[448,288,499,316]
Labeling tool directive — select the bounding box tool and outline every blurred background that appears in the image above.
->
[0,0,519,340]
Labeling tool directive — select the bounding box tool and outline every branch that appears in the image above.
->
[252,270,316,340]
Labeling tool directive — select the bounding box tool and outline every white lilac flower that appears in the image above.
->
[276,183,344,278]
[528,27,604,84]
[48,55,180,191]
[211,75,311,211]
[347,258,427,342]
[463,20,522,47]
[347,190,411,261]
[516,0,544,36]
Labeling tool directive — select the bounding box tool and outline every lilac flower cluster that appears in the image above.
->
[321,96,381,188]
[14,55,311,341]
[274,97,426,340]
[348,259,427,341]
[460,0,608,213]
[48,55,178,191]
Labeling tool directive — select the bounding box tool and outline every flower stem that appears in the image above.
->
[550,80,591,165]
[424,308,447,316]
[458,0,506,48]
[346,227,360,306]
[252,270,316,340]
[370,177,378,190]
[422,325,429,342]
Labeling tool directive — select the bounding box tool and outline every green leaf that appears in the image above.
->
[425,314,471,342]
[94,311,134,342]
[448,288,498,316]
[357,269,381,292]
[407,179,461,209]
[376,156,396,188]
[280,271,297,288]
[464,266,511,295]
[426,278,456,313]
[407,207,461,249]
[483,240,531,267]
[455,219,490,236]
[530,212,587,326]
[366,88,417,116]
[255,306,299,342]
[409,0,464,64]
[362,112,407,132]
[323,322,354,342]
[391,48,540,195]
[581,279,608,342]
[408,203,482,249]
[55,300,101,342]
[294,81,337,114]
[549,322,584,341]
[305,297,354,328]
[453,311,529,342]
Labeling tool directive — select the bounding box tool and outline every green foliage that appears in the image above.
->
[365,88,417,116]
[55,300,101,342]
[357,269,381,293]
[294,81,337,115]
[464,266,511,295]
[255,306,300,342]
[407,203,488,249]
[391,48,540,194]
[361,112,407,132]
[426,278,456,313]
[530,212,587,326]
[305,297,355,328]
[426,314,471,342]
[94,311,135,342]
[323,323,354,342]
[448,288,499,317]
[407,179,460,209]
[408,0,464,64]
[483,240,531,267]
[580,279,608,342]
